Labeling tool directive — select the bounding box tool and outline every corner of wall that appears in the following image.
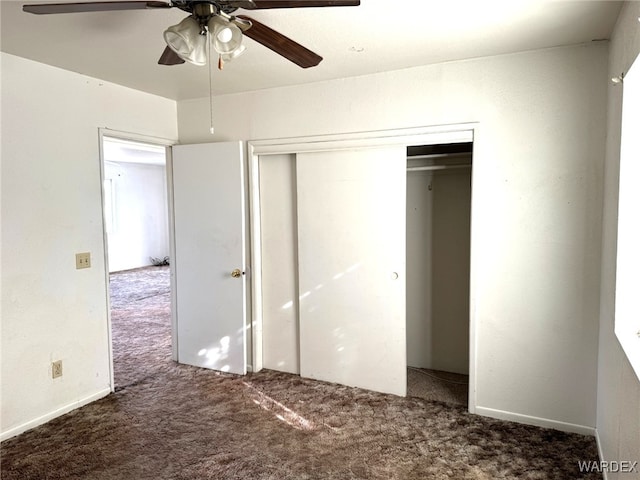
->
[596,0,640,469]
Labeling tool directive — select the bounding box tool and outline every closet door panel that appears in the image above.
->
[259,154,300,374]
[296,147,406,396]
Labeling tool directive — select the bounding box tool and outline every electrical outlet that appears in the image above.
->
[52,360,63,379]
[75,252,91,269]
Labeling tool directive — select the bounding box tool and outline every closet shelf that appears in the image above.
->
[406,164,471,172]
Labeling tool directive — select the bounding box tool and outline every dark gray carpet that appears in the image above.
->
[407,367,469,406]
[1,266,602,479]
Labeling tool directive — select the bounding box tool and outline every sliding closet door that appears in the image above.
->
[297,147,407,396]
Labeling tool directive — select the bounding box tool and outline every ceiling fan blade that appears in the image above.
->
[237,15,322,68]
[22,1,172,15]
[226,0,359,8]
[158,46,185,66]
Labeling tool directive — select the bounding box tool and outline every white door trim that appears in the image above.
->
[248,122,479,411]
[97,128,177,393]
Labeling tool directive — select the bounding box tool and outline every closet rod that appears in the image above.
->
[406,164,471,172]
[408,153,470,161]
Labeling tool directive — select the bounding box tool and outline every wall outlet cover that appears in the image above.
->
[52,360,63,379]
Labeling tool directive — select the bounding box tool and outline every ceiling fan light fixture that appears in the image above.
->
[163,16,207,66]
[208,16,243,55]
[221,43,246,62]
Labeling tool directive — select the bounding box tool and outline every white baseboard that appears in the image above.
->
[475,406,596,436]
[0,388,111,442]
[594,429,609,480]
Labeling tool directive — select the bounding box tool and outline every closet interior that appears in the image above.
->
[406,143,472,406]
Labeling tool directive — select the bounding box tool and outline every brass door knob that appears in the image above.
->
[231,268,242,278]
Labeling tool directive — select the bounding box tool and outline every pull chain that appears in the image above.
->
[207,31,215,135]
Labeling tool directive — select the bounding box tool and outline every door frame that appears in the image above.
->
[247,122,479,411]
[98,127,177,392]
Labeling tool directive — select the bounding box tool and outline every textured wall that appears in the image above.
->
[406,167,471,375]
[1,53,178,439]
[104,161,169,272]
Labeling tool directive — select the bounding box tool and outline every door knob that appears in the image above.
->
[231,268,243,278]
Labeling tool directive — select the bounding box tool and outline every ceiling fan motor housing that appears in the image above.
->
[176,1,241,16]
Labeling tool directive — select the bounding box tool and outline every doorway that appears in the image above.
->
[102,137,170,272]
[406,143,472,406]
[100,133,172,390]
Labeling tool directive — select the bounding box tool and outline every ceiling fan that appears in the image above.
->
[22,0,361,68]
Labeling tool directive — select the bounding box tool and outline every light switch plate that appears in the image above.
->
[75,252,91,269]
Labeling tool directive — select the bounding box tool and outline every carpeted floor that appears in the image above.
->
[1,266,602,479]
[407,367,469,406]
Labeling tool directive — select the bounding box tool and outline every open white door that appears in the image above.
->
[296,146,407,396]
[171,142,247,375]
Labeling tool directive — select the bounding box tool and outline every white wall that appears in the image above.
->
[0,53,178,440]
[406,166,471,375]
[104,161,170,272]
[597,2,640,475]
[179,42,607,432]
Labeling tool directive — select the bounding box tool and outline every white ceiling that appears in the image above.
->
[0,0,623,101]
